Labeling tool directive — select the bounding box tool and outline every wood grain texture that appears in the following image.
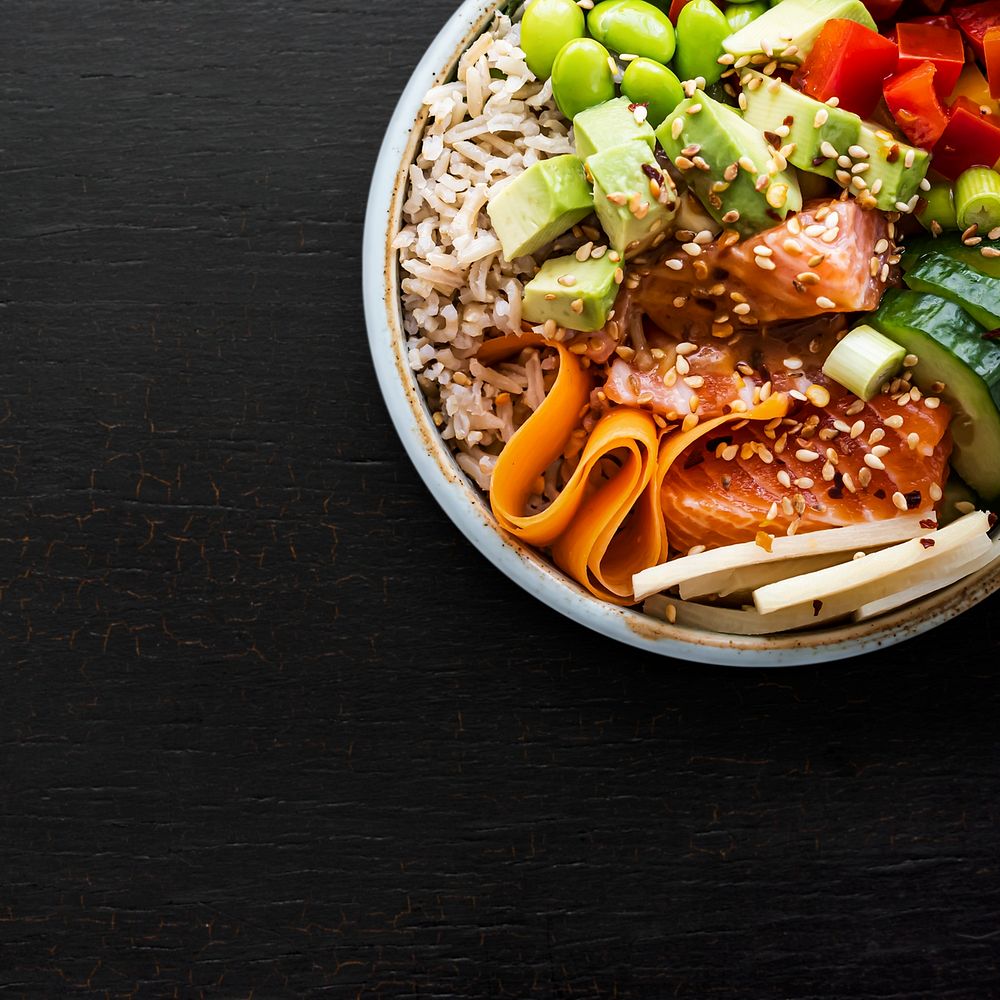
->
[1,1,998,996]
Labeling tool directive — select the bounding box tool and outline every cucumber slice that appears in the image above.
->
[902,251,1000,329]
[901,236,1000,281]
[939,476,981,526]
[870,289,1000,501]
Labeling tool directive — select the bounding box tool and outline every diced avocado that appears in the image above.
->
[573,97,656,162]
[739,70,861,180]
[486,154,593,260]
[848,123,929,213]
[655,90,801,236]
[870,289,1000,501]
[522,251,623,331]
[723,0,875,63]
[586,140,678,257]
[902,252,1000,330]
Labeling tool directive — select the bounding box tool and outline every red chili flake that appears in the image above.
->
[874,488,887,500]
[812,155,828,167]
[914,197,928,216]
[990,512,998,528]
[764,130,782,149]
[641,162,663,182]
[920,538,936,549]
[904,490,922,509]
[919,518,937,529]
[783,115,795,127]
[683,450,705,470]
[887,144,900,164]
[983,329,1000,341]
[812,599,823,617]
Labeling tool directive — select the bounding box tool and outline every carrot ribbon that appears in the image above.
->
[483,336,789,605]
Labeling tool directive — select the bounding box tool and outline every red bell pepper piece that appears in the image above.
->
[668,0,692,22]
[986,26,1000,98]
[791,20,899,118]
[895,23,967,96]
[953,0,1000,61]
[884,16,957,44]
[883,61,951,147]
[931,96,1000,178]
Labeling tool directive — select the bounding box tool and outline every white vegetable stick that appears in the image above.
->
[854,537,1000,622]
[679,551,855,600]
[632,513,933,601]
[645,533,994,636]
[752,511,991,615]
[643,593,850,636]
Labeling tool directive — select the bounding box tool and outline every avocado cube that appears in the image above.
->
[656,91,801,236]
[740,70,862,180]
[573,97,656,162]
[851,123,930,212]
[724,0,875,64]
[587,141,678,258]
[522,252,622,332]
[486,154,594,261]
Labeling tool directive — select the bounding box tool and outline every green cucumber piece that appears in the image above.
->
[870,289,1000,501]
[902,252,1000,330]
[939,476,981,525]
[901,236,1000,281]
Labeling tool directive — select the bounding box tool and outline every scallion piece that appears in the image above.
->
[955,167,1000,232]
[822,324,905,401]
[916,181,957,234]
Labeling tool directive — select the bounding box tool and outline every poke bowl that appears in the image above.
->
[363,0,1000,665]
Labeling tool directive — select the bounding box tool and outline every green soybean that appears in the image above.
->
[673,0,730,85]
[520,0,586,80]
[587,0,676,64]
[551,37,617,119]
[621,57,684,127]
[724,0,767,31]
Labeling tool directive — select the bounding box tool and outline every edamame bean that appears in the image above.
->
[520,0,587,80]
[551,37,617,119]
[673,0,730,86]
[587,0,676,64]
[724,0,767,32]
[621,57,684,127]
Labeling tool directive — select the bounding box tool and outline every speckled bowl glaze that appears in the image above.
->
[362,0,1000,665]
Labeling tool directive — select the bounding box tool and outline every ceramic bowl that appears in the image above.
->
[362,0,1000,665]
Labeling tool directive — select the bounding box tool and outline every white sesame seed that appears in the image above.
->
[858,467,872,487]
[904,148,915,168]
[872,444,890,458]
[794,477,815,489]
[795,449,819,462]
[956,500,976,514]
[755,257,777,270]
[682,242,702,257]
[753,245,773,257]
[892,491,908,511]
[777,469,792,488]
[813,108,829,128]
[885,414,904,429]
[850,420,864,439]
[676,341,697,356]
[816,296,836,309]
[804,223,826,238]
[665,258,684,270]
[783,357,803,370]
[864,453,885,470]
[930,483,943,501]
[925,396,941,409]
[874,239,889,254]
[868,427,885,445]
[903,353,918,368]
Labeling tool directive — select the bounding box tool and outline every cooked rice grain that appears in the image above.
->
[395,14,573,489]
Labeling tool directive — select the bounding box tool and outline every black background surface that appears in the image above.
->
[2,2,999,997]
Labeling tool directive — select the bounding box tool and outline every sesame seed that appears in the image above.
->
[753,245,773,257]
[884,415,904,429]
[889,491,908,511]
[570,298,584,314]
[956,500,976,514]
[858,467,872,487]
[930,483,943,501]
[895,201,909,213]
[806,385,830,407]
[694,229,715,245]
[682,242,701,257]
[682,412,699,432]
[846,399,865,416]
[925,396,940,408]
[557,274,577,286]
[786,216,801,235]
[614,268,624,284]
[903,353,918,367]
[684,375,705,388]
[732,302,751,315]
[842,473,856,493]
[820,141,839,159]
[813,108,829,128]
[783,356,803,369]
[816,296,836,310]
[795,448,819,462]
[872,445,890,458]
[796,271,820,285]
[776,469,791,488]
[904,148,915,168]
[874,238,889,254]
[794,477,815,489]
[670,117,684,140]
[835,169,851,185]
[755,257,777,270]
[676,341,697,356]
[790,389,807,402]
[863,453,885,470]
[739,155,757,173]
[665,258,684,270]
[906,432,920,450]
[880,263,889,282]
[982,247,1000,258]
[676,354,690,375]
[850,420,864,438]
[804,223,825,237]
[718,52,736,64]
[686,103,702,115]
[868,427,885,445]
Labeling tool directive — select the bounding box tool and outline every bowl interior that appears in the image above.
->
[361,0,1000,666]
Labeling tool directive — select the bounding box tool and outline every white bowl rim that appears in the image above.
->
[362,0,1000,666]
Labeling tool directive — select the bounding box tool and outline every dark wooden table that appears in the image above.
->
[3,2,999,996]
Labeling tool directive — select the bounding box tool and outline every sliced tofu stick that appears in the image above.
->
[753,511,992,616]
[632,513,933,601]
[854,537,1000,622]
[679,551,856,600]
[643,593,850,636]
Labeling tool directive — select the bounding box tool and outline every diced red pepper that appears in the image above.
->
[931,96,1000,177]
[953,0,1000,61]
[896,23,967,96]
[668,0,692,22]
[883,61,951,147]
[791,20,899,118]
[986,26,1000,98]
[884,16,957,43]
